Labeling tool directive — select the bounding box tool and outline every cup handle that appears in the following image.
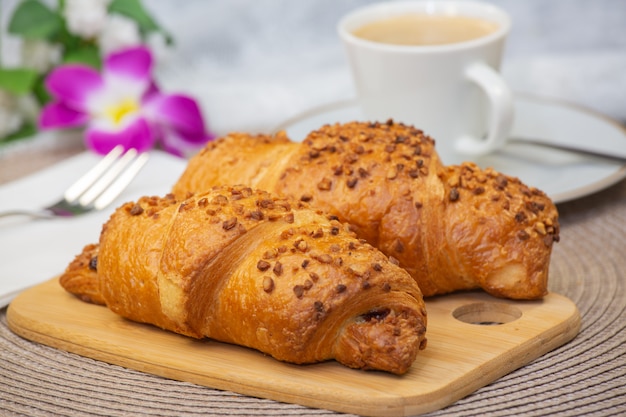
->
[455,62,514,155]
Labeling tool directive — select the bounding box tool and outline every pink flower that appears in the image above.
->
[39,46,214,156]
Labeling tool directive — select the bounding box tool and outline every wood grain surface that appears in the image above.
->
[7,278,580,416]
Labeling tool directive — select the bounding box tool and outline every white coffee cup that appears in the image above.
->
[338,0,514,163]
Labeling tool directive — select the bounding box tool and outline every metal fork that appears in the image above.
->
[0,145,149,219]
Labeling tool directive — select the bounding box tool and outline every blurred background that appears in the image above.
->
[2,0,625,137]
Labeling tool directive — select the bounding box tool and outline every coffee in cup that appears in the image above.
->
[352,14,499,46]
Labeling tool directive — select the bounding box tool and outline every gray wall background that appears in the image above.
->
[2,0,625,134]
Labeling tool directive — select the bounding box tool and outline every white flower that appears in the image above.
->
[21,39,62,73]
[98,14,142,56]
[64,0,111,39]
[0,90,24,138]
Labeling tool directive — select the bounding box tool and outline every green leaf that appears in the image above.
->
[108,0,173,44]
[0,68,39,95]
[32,74,52,107]
[8,0,62,40]
[63,45,102,69]
[109,0,158,31]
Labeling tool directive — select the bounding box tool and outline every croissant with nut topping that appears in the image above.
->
[173,121,560,299]
[60,185,427,374]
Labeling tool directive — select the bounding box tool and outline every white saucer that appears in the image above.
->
[275,95,626,204]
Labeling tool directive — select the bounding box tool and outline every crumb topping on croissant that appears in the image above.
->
[173,120,560,299]
[443,162,560,246]
[61,185,427,374]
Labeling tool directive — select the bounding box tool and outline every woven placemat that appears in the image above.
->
[1,150,625,416]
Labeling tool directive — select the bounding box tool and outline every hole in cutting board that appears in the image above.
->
[452,302,522,325]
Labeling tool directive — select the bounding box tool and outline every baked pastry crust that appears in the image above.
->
[60,186,427,374]
[173,121,560,299]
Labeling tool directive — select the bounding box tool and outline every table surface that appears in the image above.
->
[1,1,626,416]
[2,144,625,417]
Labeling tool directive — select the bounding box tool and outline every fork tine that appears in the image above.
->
[0,146,150,219]
[93,152,150,210]
[64,145,125,203]
[78,148,141,207]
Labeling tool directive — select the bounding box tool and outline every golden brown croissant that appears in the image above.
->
[60,185,427,374]
[173,121,560,299]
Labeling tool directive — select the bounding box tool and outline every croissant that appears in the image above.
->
[60,185,427,374]
[173,121,560,299]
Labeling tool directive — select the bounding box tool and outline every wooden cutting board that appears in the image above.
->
[7,278,580,416]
